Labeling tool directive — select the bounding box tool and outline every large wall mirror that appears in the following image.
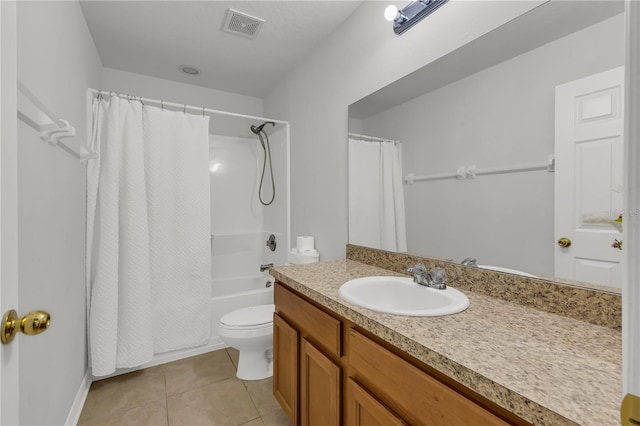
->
[348,0,625,289]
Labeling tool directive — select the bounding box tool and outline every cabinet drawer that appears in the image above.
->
[275,283,341,358]
[348,328,510,426]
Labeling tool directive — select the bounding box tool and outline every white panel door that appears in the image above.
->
[555,67,624,288]
[0,1,20,424]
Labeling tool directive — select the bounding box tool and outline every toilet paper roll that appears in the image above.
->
[296,236,315,252]
[288,249,320,265]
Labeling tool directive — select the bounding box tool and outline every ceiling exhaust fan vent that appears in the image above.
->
[222,8,265,40]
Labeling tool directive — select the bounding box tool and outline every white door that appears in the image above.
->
[555,67,625,288]
[1,1,20,424]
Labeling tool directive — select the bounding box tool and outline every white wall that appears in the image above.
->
[360,14,625,276]
[16,1,102,424]
[264,1,545,261]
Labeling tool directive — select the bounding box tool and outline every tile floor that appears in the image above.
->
[78,348,290,426]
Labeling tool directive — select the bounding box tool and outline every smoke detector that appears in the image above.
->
[222,8,265,40]
[178,65,200,76]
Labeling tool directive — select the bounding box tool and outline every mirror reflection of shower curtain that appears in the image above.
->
[86,96,211,377]
[349,137,407,252]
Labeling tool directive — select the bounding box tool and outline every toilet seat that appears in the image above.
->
[220,304,275,329]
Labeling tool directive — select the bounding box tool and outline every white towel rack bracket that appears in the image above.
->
[17,81,98,163]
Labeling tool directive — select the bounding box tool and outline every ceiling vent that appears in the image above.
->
[222,8,265,40]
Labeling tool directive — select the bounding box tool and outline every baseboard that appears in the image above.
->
[65,370,93,426]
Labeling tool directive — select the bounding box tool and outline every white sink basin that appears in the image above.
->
[478,265,537,278]
[338,276,469,317]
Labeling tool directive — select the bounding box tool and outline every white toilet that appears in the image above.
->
[219,238,319,380]
[219,304,275,380]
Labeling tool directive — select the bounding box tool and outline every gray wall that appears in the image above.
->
[360,14,625,276]
[264,0,545,261]
[16,1,102,423]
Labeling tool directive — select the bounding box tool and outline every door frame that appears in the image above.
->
[0,1,20,424]
[623,0,640,398]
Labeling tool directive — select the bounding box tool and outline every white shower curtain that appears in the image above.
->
[348,137,407,252]
[86,95,211,377]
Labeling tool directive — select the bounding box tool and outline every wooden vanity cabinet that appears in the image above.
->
[274,283,342,426]
[273,282,527,426]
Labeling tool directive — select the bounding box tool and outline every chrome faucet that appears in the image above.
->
[406,263,447,289]
[260,263,274,272]
[461,257,477,267]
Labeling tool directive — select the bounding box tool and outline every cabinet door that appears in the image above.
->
[274,313,298,425]
[300,338,341,426]
[345,378,406,426]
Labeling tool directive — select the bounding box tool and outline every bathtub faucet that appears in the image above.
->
[260,263,274,272]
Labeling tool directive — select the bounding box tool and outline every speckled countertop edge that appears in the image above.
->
[270,260,622,426]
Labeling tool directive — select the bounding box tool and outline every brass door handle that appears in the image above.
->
[621,393,640,425]
[557,237,572,248]
[1,309,51,344]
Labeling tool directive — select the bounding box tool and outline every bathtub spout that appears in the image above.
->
[260,263,274,272]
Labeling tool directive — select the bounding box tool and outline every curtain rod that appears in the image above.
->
[348,132,399,144]
[87,88,288,125]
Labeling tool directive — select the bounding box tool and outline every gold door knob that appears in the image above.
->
[557,237,572,248]
[621,393,640,426]
[1,309,51,344]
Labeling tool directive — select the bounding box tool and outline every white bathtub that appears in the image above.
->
[210,273,275,337]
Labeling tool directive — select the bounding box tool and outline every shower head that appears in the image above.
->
[250,121,275,135]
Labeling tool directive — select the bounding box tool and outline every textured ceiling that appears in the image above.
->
[80,1,363,98]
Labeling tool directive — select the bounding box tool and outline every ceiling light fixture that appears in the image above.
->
[385,0,448,35]
[178,65,201,76]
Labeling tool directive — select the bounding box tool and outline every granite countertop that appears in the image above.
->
[270,260,622,426]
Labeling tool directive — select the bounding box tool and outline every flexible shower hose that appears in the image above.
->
[257,130,275,206]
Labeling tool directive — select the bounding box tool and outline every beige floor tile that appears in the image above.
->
[240,418,265,426]
[78,367,166,425]
[226,347,239,368]
[163,349,236,396]
[106,399,168,426]
[260,407,291,426]
[167,377,260,426]
[243,377,280,416]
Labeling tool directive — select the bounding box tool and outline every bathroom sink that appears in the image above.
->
[338,276,469,316]
[478,265,537,278]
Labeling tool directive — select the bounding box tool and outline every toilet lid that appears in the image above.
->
[220,304,275,327]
